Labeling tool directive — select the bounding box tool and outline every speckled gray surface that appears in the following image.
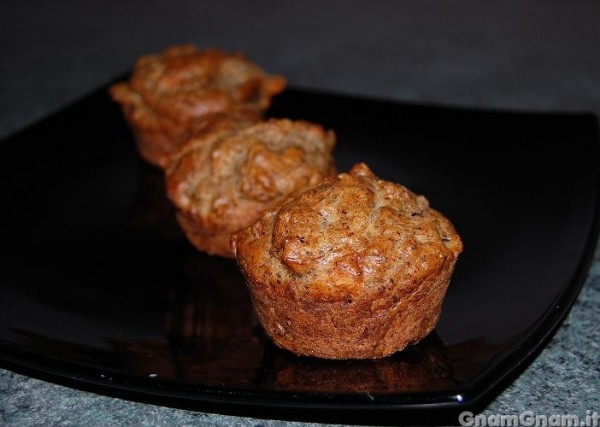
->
[1,1,599,425]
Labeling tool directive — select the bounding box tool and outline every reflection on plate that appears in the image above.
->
[0,86,598,424]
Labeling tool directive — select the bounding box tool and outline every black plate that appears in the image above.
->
[0,86,598,425]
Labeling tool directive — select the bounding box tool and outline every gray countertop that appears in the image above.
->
[1,1,599,425]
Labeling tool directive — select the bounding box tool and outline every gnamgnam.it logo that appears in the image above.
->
[458,410,600,427]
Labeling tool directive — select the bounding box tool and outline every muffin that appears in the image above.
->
[166,118,337,258]
[231,163,463,359]
[110,45,286,167]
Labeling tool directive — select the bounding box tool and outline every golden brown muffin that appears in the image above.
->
[231,163,463,360]
[110,45,286,168]
[166,118,337,258]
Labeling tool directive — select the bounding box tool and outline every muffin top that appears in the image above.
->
[166,118,336,237]
[111,45,285,124]
[232,163,463,302]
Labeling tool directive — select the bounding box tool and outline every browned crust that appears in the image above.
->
[166,118,337,258]
[110,45,286,167]
[231,163,463,359]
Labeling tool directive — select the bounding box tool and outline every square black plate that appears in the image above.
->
[0,85,598,425]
